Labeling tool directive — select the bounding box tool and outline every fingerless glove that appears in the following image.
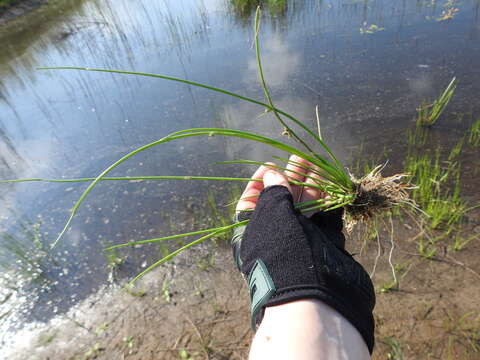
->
[232,185,376,353]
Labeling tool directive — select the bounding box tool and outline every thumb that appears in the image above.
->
[263,170,292,193]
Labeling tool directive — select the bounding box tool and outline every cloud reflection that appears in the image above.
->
[245,34,301,89]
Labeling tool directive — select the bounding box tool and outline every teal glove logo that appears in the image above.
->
[248,259,276,330]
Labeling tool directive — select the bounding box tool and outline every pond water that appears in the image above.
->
[0,0,479,348]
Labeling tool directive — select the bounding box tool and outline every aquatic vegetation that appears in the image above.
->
[405,151,466,231]
[360,23,385,35]
[205,186,242,245]
[0,222,50,284]
[416,77,457,127]
[448,137,464,161]
[2,8,416,284]
[437,0,460,21]
[468,116,480,146]
[451,232,479,251]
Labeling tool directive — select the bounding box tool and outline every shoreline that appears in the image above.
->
[0,0,46,26]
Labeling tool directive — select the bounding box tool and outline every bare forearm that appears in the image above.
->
[249,299,371,360]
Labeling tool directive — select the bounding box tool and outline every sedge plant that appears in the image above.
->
[1,8,415,284]
[416,77,457,127]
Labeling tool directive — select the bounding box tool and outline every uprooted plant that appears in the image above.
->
[1,8,417,284]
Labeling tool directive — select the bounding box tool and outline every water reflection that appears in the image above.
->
[0,0,479,341]
[229,0,288,21]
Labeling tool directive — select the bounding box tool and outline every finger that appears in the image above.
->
[300,165,325,203]
[263,169,292,194]
[236,164,273,212]
[284,154,311,181]
[284,155,312,200]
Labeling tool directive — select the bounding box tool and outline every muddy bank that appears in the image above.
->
[3,211,480,359]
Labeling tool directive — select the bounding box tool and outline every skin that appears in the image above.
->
[237,155,371,360]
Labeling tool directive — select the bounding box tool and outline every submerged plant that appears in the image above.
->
[437,0,460,21]
[360,23,385,35]
[1,8,416,283]
[468,116,480,146]
[416,77,457,127]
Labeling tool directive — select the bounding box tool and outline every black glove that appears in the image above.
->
[231,185,376,354]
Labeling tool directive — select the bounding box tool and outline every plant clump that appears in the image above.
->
[346,167,412,224]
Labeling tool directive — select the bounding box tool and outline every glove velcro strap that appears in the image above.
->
[247,259,276,330]
[231,211,253,271]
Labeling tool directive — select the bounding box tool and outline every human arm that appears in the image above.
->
[250,299,370,360]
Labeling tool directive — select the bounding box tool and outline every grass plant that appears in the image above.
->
[405,151,466,231]
[416,77,457,127]
[451,233,479,251]
[1,8,415,284]
[383,336,404,360]
[468,116,480,146]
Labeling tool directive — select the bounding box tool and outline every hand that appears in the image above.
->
[236,155,324,214]
[231,157,376,354]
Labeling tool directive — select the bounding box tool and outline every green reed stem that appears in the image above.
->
[46,127,351,248]
[0,176,258,184]
[254,8,314,155]
[107,220,248,250]
[37,66,348,183]
[129,227,232,284]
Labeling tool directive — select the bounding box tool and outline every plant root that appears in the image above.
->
[345,165,415,230]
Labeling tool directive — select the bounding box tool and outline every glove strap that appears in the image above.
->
[247,259,276,330]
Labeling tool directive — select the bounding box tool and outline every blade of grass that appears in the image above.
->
[429,77,457,123]
[39,67,327,153]
[129,227,229,284]
[253,7,346,174]
[216,159,336,189]
[37,67,348,182]
[253,8,313,154]
[0,176,262,184]
[106,220,248,250]
[49,127,351,248]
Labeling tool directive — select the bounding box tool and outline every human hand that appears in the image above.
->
[231,156,376,354]
[235,155,324,214]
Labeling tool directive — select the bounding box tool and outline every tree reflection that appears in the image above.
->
[229,0,288,21]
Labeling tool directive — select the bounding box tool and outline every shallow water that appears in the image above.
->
[0,0,479,345]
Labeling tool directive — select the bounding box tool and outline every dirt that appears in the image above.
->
[3,209,479,360]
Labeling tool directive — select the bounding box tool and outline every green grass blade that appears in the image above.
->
[50,127,350,248]
[0,176,261,184]
[38,67,349,182]
[254,8,314,155]
[128,228,229,284]
[216,159,337,188]
[106,221,248,250]
[430,77,457,122]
